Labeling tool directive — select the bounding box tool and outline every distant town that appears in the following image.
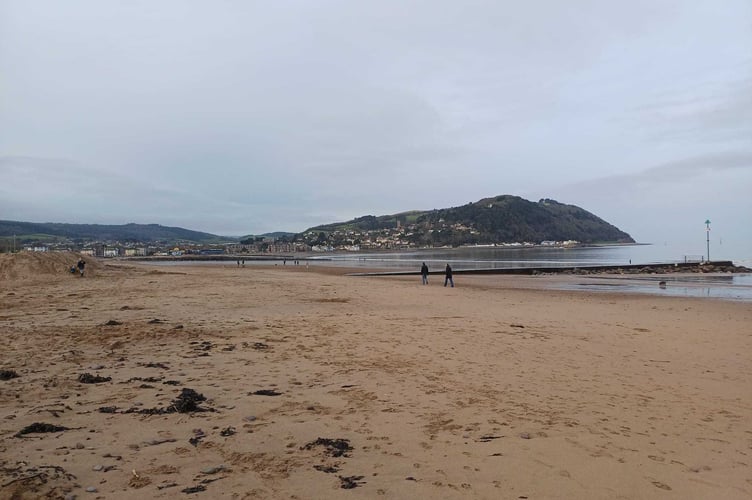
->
[16,221,580,257]
[1,195,634,256]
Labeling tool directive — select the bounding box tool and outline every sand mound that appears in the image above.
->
[0,251,101,281]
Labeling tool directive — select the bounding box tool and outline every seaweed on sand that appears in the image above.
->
[170,388,207,413]
[250,389,282,396]
[339,475,365,489]
[15,422,69,437]
[97,388,211,415]
[78,373,112,384]
[302,438,353,458]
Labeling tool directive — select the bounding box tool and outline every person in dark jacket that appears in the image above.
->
[444,263,454,287]
[77,259,86,277]
[421,262,429,285]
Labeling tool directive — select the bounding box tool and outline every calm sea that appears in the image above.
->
[313,244,752,302]
[141,244,752,301]
[314,244,751,270]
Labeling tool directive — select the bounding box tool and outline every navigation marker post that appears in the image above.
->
[705,219,711,262]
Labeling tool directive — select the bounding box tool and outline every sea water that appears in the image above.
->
[552,273,752,302]
[315,244,751,270]
[139,244,752,301]
[314,244,752,302]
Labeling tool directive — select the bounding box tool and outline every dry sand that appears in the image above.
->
[0,254,750,499]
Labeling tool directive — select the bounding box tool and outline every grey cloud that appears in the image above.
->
[638,152,752,179]
[0,156,278,234]
[546,151,752,199]
[633,75,752,144]
[538,152,752,246]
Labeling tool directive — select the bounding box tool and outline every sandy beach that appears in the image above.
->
[1,253,750,499]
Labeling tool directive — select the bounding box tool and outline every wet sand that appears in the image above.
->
[1,255,751,499]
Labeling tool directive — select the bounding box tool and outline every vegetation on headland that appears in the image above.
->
[0,195,633,253]
[301,196,634,248]
[0,221,223,245]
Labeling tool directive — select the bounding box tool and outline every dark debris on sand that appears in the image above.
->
[0,369,19,380]
[181,476,224,494]
[181,484,206,494]
[139,362,170,370]
[313,464,339,473]
[78,373,112,384]
[189,429,206,447]
[15,422,69,437]
[339,475,365,489]
[190,341,213,351]
[125,376,162,383]
[478,435,502,442]
[303,438,353,458]
[97,388,212,415]
[171,388,208,413]
[0,464,77,491]
[250,389,282,396]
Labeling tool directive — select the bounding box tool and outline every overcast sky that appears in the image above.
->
[1,1,750,255]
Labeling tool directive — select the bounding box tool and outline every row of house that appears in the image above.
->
[32,241,312,258]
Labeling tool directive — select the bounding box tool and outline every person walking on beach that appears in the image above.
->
[421,262,429,285]
[444,263,454,287]
[77,259,86,277]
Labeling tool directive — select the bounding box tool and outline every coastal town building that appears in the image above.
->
[8,216,582,258]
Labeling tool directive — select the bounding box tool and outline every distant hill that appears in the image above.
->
[1,195,634,248]
[305,195,634,245]
[0,221,228,245]
[239,232,297,242]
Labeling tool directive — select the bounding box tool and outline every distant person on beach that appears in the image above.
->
[444,263,454,287]
[421,262,429,285]
[77,259,86,277]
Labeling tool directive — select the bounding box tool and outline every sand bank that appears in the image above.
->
[1,256,750,499]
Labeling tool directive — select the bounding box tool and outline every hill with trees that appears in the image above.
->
[0,221,226,245]
[1,195,634,249]
[303,195,634,246]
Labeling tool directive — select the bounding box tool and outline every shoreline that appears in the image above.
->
[127,260,752,302]
[347,260,748,276]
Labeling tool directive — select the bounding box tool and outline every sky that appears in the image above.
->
[1,1,750,257]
